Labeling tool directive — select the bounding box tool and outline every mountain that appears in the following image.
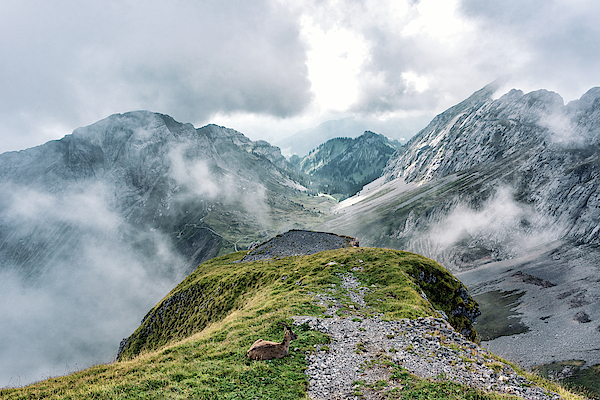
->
[319,83,600,386]
[0,111,333,386]
[275,115,429,157]
[290,131,401,198]
[383,83,600,245]
[2,84,599,394]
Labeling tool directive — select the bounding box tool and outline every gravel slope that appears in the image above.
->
[294,271,562,400]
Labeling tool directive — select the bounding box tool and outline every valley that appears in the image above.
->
[1,82,599,396]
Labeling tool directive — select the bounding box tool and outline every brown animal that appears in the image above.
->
[247,322,298,361]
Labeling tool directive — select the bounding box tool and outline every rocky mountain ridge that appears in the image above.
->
[116,245,480,363]
[384,82,600,245]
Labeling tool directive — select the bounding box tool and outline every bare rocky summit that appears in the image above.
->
[241,230,358,262]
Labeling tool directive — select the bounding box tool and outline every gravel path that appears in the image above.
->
[294,272,562,400]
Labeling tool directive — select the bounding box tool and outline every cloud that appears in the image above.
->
[167,141,269,225]
[402,186,565,269]
[2,183,119,232]
[294,0,600,119]
[458,0,600,101]
[2,0,600,154]
[0,181,187,386]
[168,145,222,199]
[0,0,312,152]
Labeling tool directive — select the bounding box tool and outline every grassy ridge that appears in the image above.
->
[118,248,479,359]
[0,248,586,399]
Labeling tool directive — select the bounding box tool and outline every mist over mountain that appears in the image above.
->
[320,82,600,375]
[0,111,325,386]
[290,131,401,198]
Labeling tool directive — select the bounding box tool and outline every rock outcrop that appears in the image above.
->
[241,230,359,262]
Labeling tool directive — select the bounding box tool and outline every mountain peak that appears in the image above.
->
[292,131,400,197]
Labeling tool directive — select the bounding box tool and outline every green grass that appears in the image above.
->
[118,248,479,359]
[354,358,516,400]
[0,248,586,400]
[533,360,600,398]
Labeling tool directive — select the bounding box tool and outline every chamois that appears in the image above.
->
[247,322,298,361]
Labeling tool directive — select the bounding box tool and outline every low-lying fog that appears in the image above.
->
[0,182,188,387]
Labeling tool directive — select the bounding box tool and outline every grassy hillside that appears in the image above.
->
[0,248,586,399]
[117,247,478,360]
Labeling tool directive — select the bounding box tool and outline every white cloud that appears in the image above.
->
[0,181,186,386]
[403,186,565,268]
[402,0,472,42]
[168,145,221,199]
[301,16,369,111]
[402,71,430,93]
[167,141,269,224]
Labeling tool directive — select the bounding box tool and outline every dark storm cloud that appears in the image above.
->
[306,0,600,117]
[0,0,311,152]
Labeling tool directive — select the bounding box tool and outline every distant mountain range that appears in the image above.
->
[275,114,429,157]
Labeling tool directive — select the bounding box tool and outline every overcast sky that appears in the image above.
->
[1,0,599,153]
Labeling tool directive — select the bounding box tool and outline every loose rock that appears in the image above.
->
[294,270,561,400]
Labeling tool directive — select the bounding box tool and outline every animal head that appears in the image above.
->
[279,322,298,340]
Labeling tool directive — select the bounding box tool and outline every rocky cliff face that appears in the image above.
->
[383,82,600,246]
